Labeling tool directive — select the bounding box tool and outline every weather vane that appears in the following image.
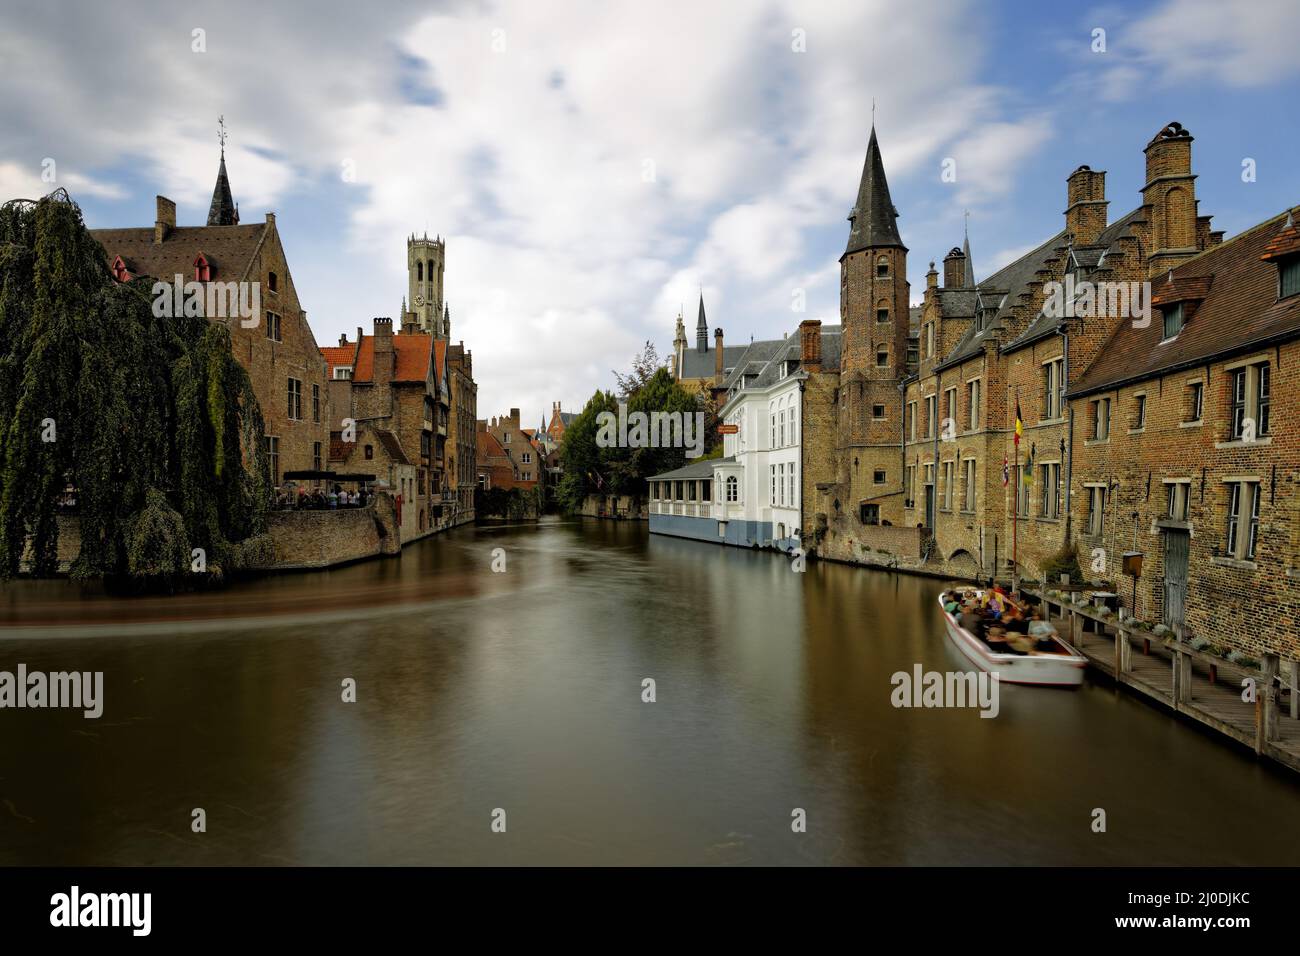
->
[218,115,227,157]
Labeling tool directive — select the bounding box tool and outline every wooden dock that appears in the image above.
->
[1030,589,1300,775]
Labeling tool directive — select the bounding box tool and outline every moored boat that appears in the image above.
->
[938,589,1087,687]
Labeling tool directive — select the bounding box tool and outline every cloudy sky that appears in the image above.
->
[2,0,1298,424]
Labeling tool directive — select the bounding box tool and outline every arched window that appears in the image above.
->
[876,255,890,278]
[193,253,211,282]
[427,260,435,282]
[726,475,738,502]
[417,262,424,282]
[791,405,798,444]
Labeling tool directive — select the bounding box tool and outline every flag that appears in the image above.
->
[1002,456,1009,487]
[1024,444,1035,488]
[1014,399,1023,446]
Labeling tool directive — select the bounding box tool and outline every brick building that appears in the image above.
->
[545,401,578,443]
[1070,205,1300,658]
[322,318,446,538]
[93,148,333,486]
[813,122,1222,583]
[445,341,477,526]
[477,409,540,490]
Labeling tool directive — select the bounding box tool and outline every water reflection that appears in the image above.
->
[0,517,1297,864]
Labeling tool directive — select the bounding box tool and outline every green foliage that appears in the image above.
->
[474,485,541,519]
[0,191,269,583]
[1041,541,1084,586]
[554,364,706,513]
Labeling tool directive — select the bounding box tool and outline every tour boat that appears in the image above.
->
[938,590,1087,688]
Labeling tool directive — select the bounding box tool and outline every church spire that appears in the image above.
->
[962,211,975,287]
[207,115,238,226]
[695,292,708,353]
[844,125,903,256]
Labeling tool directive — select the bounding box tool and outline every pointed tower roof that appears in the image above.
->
[696,293,707,332]
[962,224,975,287]
[844,126,904,257]
[207,125,238,226]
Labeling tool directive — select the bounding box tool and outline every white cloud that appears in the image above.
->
[0,0,1060,420]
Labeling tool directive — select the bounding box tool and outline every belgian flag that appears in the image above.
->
[1014,399,1023,446]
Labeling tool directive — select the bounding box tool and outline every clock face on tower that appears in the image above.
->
[414,294,425,307]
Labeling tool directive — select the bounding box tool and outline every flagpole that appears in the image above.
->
[1012,389,1020,595]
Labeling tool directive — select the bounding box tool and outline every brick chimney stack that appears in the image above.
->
[372,317,394,383]
[154,196,175,244]
[714,328,724,382]
[926,261,938,291]
[799,319,822,371]
[1065,164,1108,247]
[1142,122,1200,278]
[943,247,966,288]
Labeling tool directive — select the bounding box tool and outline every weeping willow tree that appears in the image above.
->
[0,190,271,584]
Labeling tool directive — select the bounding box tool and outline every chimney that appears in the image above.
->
[509,408,520,427]
[154,196,175,244]
[338,333,349,347]
[372,317,394,382]
[943,247,966,288]
[714,328,724,382]
[1142,122,1199,276]
[926,261,939,291]
[799,319,823,371]
[1065,164,1108,246]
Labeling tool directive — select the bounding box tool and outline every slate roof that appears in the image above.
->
[648,456,735,482]
[207,154,238,226]
[91,223,269,283]
[678,343,748,380]
[1001,206,1145,355]
[1071,206,1300,397]
[844,127,904,256]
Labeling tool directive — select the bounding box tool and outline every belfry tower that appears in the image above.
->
[407,233,446,337]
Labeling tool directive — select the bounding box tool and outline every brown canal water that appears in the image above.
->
[1,517,1298,865]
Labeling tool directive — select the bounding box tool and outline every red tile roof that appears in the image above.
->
[1073,206,1300,396]
[320,344,357,377]
[1261,216,1300,261]
[332,332,434,384]
[477,429,508,460]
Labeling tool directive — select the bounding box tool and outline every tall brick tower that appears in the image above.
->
[407,233,446,337]
[837,126,910,515]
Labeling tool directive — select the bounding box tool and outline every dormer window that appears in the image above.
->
[1280,257,1300,299]
[334,366,353,380]
[1162,303,1185,339]
[193,253,211,282]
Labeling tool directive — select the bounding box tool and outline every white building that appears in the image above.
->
[648,325,841,549]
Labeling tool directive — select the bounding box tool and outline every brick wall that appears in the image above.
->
[229,219,333,484]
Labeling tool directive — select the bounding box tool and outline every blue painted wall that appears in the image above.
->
[649,514,776,550]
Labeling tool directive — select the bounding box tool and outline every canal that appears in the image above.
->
[2,517,1299,865]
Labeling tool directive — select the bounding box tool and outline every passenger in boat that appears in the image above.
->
[959,603,984,638]
[943,593,960,614]
[1002,604,1030,635]
[1028,609,1058,650]
[982,589,1006,620]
